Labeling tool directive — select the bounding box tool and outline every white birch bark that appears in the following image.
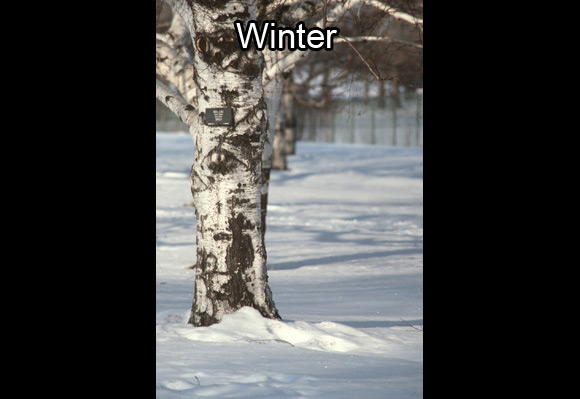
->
[333,35,422,48]
[163,0,280,326]
[156,79,197,126]
[156,11,197,105]
[156,38,196,105]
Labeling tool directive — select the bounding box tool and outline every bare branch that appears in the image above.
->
[156,79,197,127]
[355,1,422,25]
[166,10,192,49]
[316,0,422,28]
[160,0,195,35]
[334,35,422,49]
[261,0,423,88]
[263,50,308,86]
[337,34,422,88]
[156,36,196,104]
[338,34,381,81]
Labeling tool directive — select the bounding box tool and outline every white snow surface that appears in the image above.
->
[156,132,423,398]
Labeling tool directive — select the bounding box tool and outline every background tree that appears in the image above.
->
[256,0,423,236]
[262,0,423,170]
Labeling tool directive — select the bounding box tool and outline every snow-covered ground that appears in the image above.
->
[156,132,423,398]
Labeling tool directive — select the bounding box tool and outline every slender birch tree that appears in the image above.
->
[156,0,422,327]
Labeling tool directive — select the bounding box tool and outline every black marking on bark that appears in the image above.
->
[219,87,239,107]
[184,104,195,111]
[196,247,218,273]
[189,0,229,10]
[193,212,259,325]
[191,209,280,327]
[196,29,242,68]
[225,132,261,148]
[227,196,251,208]
[213,232,232,241]
[241,59,261,80]
[194,27,263,81]
[214,10,250,23]
[190,248,220,326]
[229,98,267,133]
[191,311,219,327]
[207,148,247,175]
[165,95,173,103]
[213,32,242,55]
[220,132,262,174]
[190,169,209,194]
[230,184,245,195]
[226,213,254,274]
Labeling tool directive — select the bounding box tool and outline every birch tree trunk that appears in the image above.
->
[270,73,298,170]
[168,0,280,326]
[259,50,286,239]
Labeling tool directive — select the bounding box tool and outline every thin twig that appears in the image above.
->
[400,318,423,331]
[339,34,381,81]
[338,35,423,89]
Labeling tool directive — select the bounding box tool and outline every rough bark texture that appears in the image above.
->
[169,0,280,326]
[156,13,197,105]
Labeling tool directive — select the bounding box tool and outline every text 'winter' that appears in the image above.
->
[234,20,340,51]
